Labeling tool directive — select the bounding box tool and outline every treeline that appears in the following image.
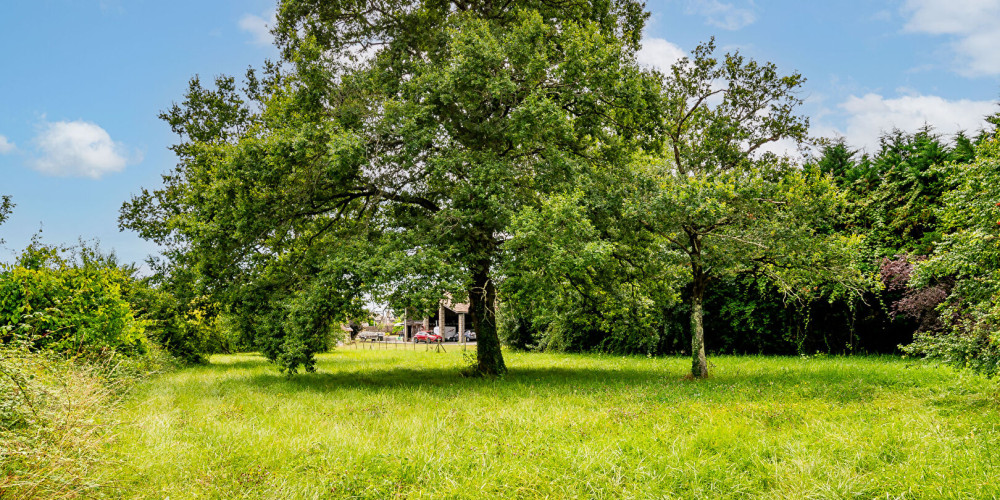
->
[498,124,999,365]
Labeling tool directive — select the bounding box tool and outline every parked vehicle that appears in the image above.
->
[357,331,384,342]
[413,330,442,343]
[444,330,476,342]
[433,326,457,339]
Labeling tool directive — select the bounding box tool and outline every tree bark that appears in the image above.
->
[690,240,709,378]
[469,262,506,377]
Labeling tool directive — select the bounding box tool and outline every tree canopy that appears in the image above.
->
[117,0,998,379]
[501,41,868,377]
[121,0,661,375]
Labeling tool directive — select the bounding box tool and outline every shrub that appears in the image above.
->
[879,254,949,333]
[125,282,214,364]
[0,245,148,357]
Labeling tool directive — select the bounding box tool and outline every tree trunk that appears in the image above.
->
[690,247,709,378]
[469,262,506,377]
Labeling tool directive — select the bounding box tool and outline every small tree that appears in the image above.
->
[635,41,866,378]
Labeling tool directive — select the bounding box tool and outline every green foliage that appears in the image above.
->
[497,304,539,351]
[0,337,40,432]
[265,253,362,373]
[817,128,975,260]
[501,40,871,367]
[0,238,219,366]
[126,281,211,364]
[631,41,867,376]
[0,194,12,244]
[635,159,864,295]
[0,246,174,498]
[0,240,148,357]
[503,189,684,355]
[108,1,992,374]
[701,274,888,355]
[810,121,1000,372]
[905,131,1000,376]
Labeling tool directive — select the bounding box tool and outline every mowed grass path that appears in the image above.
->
[96,349,1000,499]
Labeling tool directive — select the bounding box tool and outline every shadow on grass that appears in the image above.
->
[198,355,370,372]
[196,354,957,406]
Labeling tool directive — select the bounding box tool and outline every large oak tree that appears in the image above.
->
[121,0,660,375]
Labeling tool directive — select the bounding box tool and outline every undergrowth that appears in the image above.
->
[0,339,172,499]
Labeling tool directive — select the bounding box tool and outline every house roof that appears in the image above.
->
[443,298,469,314]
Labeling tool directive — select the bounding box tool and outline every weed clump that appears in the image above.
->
[0,337,172,499]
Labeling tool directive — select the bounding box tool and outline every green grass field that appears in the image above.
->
[94,348,1000,499]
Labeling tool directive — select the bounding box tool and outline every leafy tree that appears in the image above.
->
[633,41,866,378]
[811,128,990,357]
[124,266,221,365]
[121,0,659,375]
[0,196,10,220]
[822,129,970,259]
[905,129,1000,376]
[0,196,11,244]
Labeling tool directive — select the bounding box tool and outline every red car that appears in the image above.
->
[413,330,442,343]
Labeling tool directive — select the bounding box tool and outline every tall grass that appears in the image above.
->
[96,349,999,498]
[1,343,171,499]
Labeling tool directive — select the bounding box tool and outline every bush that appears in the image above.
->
[125,282,214,364]
[0,243,148,357]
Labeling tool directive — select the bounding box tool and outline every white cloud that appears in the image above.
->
[637,38,686,71]
[834,93,995,151]
[239,10,276,46]
[757,137,803,159]
[0,135,14,154]
[32,120,135,178]
[902,0,1000,76]
[686,0,757,31]
[869,9,894,22]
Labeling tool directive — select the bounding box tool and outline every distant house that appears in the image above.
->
[401,298,470,341]
[339,297,472,342]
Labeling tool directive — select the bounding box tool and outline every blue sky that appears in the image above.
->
[1,0,997,267]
